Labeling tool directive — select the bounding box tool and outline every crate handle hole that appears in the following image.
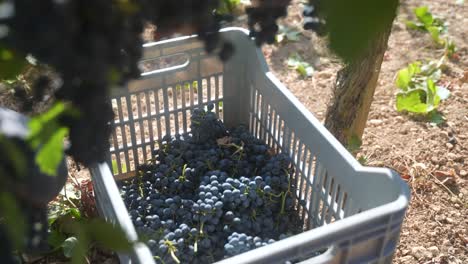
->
[139,52,190,76]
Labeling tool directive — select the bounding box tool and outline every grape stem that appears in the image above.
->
[178,163,188,182]
[199,221,205,235]
[280,177,292,215]
[169,249,181,264]
[219,142,245,160]
[164,240,181,264]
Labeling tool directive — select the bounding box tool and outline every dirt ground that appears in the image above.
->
[263,0,467,263]
[1,0,466,263]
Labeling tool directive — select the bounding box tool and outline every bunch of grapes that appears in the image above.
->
[246,0,292,45]
[224,232,292,257]
[120,104,302,263]
[2,0,296,167]
[302,1,326,35]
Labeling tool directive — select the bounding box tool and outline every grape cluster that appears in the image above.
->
[191,103,227,144]
[120,105,301,263]
[2,0,237,166]
[1,0,301,167]
[303,1,326,36]
[246,0,292,45]
[224,232,291,257]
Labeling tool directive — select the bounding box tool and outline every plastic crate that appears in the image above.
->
[90,27,410,264]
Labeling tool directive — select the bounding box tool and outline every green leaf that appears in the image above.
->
[396,68,411,90]
[85,220,133,252]
[287,53,313,78]
[407,61,422,75]
[436,86,450,100]
[426,79,440,111]
[0,44,27,80]
[48,230,67,250]
[27,102,79,176]
[71,235,89,264]
[35,127,68,176]
[445,39,457,57]
[429,111,445,125]
[296,64,307,77]
[414,6,433,26]
[62,237,79,258]
[287,55,300,67]
[396,89,429,113]
[3,79,18,85]
[420,60,441,79]
[67,208,82,220]
[426,26,443,44]
[405,21,425,30]
[28,102,68,147]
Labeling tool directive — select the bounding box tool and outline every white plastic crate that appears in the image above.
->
[90,27,410,264]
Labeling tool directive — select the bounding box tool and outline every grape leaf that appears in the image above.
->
[396,68,411,90]
[396,89,429,113]
[28,102,69,148]
[414,6,433,26]
[62,237,79,258]
[48,230,67,250]
[287,54,301,67]
[405,20,424,30]
[429,111,445,125]
[27,102,78,176]
[296,64,307,77]
[426,78,440,110]
[287,54,314,78]
[426,26,443,44]
[35,127,68,176]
